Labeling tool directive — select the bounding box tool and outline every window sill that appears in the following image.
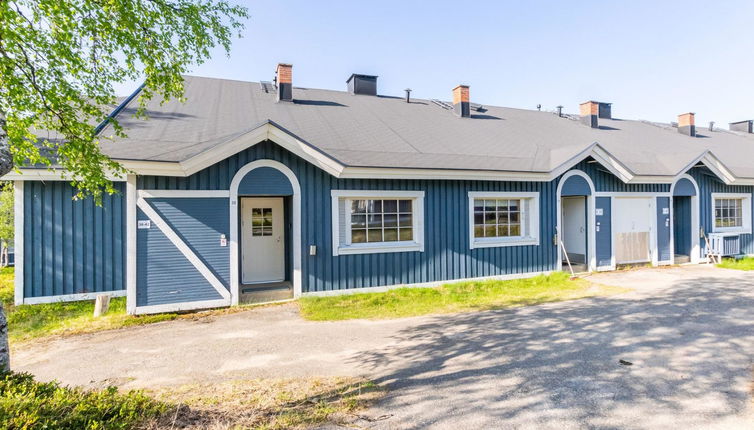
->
[711,228,751,236]
[335,241,424,256]
[470,237,539,249]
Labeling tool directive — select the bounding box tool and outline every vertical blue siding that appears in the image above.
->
[569,159,671,193]
[595,196,612,267]
[656,196,671,261]
[140,141,560,293]
[136,203,225,306]
[673,196,692,256]
[23,181,125,298]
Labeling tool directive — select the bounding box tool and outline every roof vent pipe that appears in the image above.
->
[709,121,715,131]
[556,105,563,117]
[678,112,696,136]
[729,120,753,133]
[452,85,470,117]
[579,101,599,128]
[347,74,378,96]
[404,88,412,103]
[275,63,293,102]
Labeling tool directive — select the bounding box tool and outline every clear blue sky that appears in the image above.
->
[117,0,754,126]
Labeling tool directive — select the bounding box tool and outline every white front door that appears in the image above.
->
[614,197,653,264]
[241,197,285,284]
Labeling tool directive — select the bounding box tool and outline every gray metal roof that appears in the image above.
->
[97,75,754,178]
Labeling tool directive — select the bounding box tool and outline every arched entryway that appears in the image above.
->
[229,160,302,305]
[557,170,596,273]
[671,174,700,264]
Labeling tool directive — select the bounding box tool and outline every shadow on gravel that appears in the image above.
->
[348,274,754,427]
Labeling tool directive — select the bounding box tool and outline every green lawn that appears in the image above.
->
[299,272,627,321]
[717,257,754,271]
[0,267,178,344]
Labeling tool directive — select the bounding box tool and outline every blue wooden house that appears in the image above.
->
[8,64,754,314]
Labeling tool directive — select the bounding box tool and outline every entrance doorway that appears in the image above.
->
[673,196,692,263]
[240,197,291,302]
[561,196,588,272]
[613,197,653,264]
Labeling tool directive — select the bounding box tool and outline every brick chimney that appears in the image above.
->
[453,85,470,117]
[729,120,753,133]
[678,112,695,136]
[580,101,599,128]
[276,63,292,102]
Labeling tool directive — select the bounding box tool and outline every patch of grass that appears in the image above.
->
[149,377,384,429]
[717,257,754,271]
[0,267,178,344]
[300,272,627,321]
[0,371,168,430]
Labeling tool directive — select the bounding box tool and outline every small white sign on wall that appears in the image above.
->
[137,220,151,229]
[595,208,604,216]
[662,207,669,215]
[220,234,227,247]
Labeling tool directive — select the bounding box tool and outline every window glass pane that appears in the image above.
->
[252,208,262,216]
[367,200,382,213]
[473,199,484,212]
[252,227,263,236]
[383,200,398,213]
[497,224,509,237]
[510,211,520,223]
[367,229,382,242]
[352,229,366,243]
[384,228,398,241]
[252,218,264,227]
[352,200,366,213]
[509,200,520,212]
[351,215,366,229]
[399,228,413,241]
[263,208,272,217]
[497,200,509,210]
[509,224,521,236]
[484,200,496,211]
[384,214,398,227]
[399,214,413,227]
[484,225,496,237]
[497,212,509,224]
[474,225,484,238]
[473,213,483,225]
[399,200,411,212]
[263,226,273,236]
[485,212,496,224]
[368,214,383,228]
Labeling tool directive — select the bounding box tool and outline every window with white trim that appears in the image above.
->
[468,192,539,248]
[712,193,752,234]
[331,190,424,255]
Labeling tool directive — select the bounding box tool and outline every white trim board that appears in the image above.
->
[303,270,556,298]
[710,192,753,235]
[137,197,231,301]
[330,190,426,256]
[126,175,137,314]
[132,298,230,315]
[556,170,597,272]
[467,191,540,249]
[13,181,24,306]
[138,190,230,198]
[669,174,702,264]
[23,290,126,305]
[230,159,302,304]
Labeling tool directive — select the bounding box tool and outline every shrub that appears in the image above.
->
[0,372,168,429]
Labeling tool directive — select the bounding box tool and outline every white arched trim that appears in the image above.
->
[556,170,597,272]
[670,174,701,264]
[229,159,302,304]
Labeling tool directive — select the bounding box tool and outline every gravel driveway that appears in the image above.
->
[12,265,754,429]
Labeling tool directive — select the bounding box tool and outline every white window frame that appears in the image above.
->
[331,190,425,256]
[468,191,540,249]
[711,192,752,234]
